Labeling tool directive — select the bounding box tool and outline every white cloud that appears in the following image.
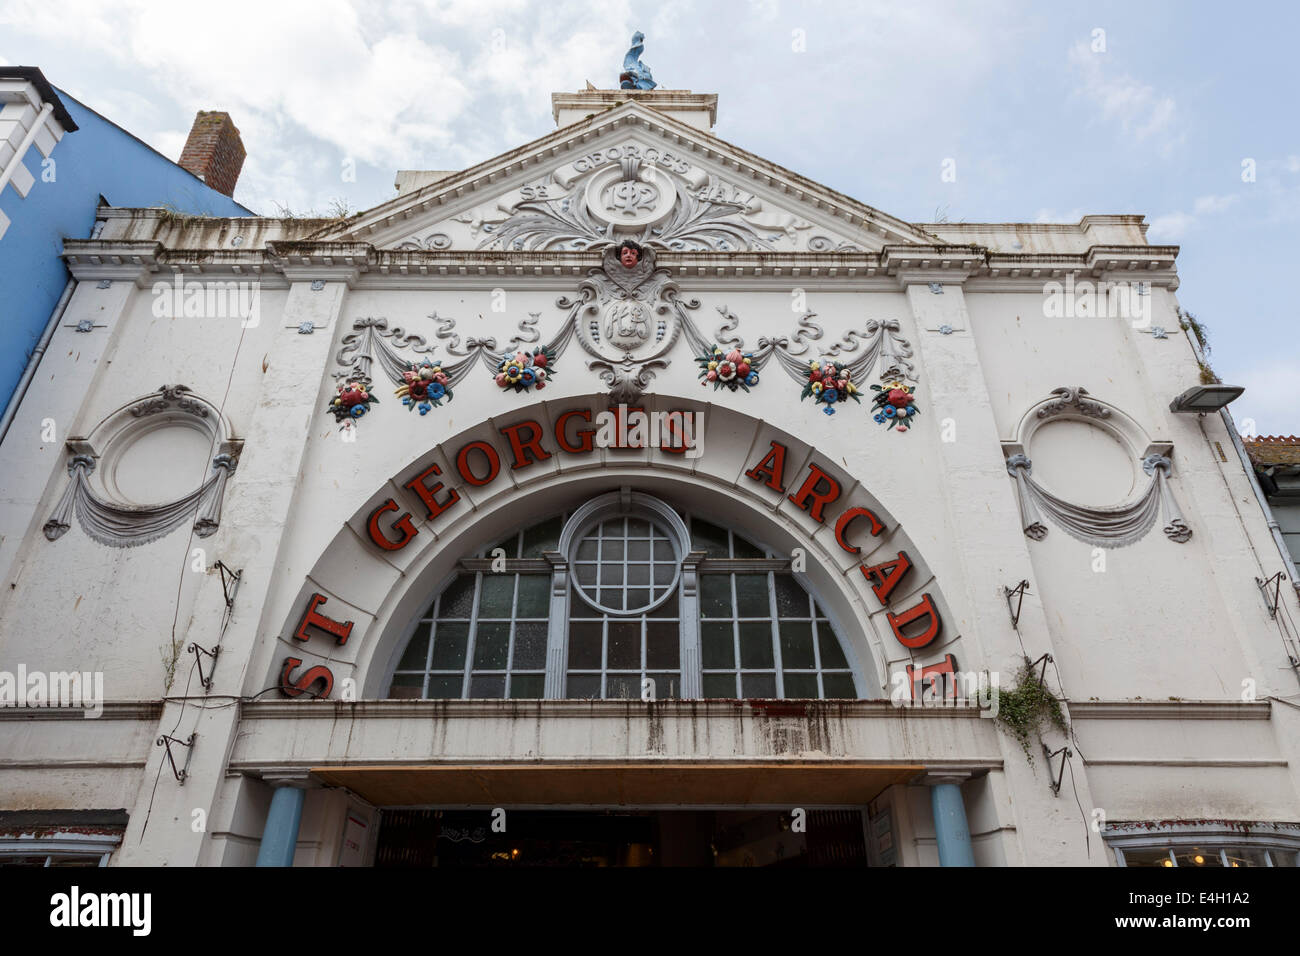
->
[1146,211,1195,240]
[1228,359,1300,439]
[1034,208,1084,224]
[1068,41,1182,149]
[1193,194,1237,215]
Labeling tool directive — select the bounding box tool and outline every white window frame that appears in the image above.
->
[386,489,862,701]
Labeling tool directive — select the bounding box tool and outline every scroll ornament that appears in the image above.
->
[1006,452,1191,548]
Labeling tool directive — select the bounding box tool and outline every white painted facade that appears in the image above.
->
[2,88,1298,868]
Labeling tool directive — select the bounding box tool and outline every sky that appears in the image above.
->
[2,0,1296,434]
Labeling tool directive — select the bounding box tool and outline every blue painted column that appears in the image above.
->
[255,785,305,867]
[929,781,976,867]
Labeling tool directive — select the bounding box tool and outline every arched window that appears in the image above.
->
[388,492,858,700]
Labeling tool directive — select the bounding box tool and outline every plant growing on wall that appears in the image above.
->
[989,660,1068,761]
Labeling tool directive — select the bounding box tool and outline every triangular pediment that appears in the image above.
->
[317,100,937,254]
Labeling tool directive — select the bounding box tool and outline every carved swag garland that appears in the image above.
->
[330,240,923,423]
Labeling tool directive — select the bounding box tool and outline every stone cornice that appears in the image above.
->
[61,240,1180,291]
[62,240,164,282]
[1067,700,1271,720]
[0,700,164,721]
[238,698,991,720]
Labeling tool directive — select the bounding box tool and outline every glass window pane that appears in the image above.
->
[607,621,641,669]
[430,622,470,670]
[397,628,431,670]
[628,563,650,585]
[739,621,774,668]
[1174,847,1225,868]
[626,518,649,536]
[779,621,815,669]
[646,623,679,668]
[575,563,597,586]
[701,621,735,668]
[700,576,732,617]
[741,672,776,698]
[702,673,738,698]
[485,533,518,559]
[1269,849,1298,867]
[599,589,624,610]
[606,674,639,700]
[521,516,563,557]
[600,563,623,586]
[774,574,810,618]
[472,621,510,669]
[647,672,681,699]
[649,591,678,618]
[691,519,730,557]
[479,575,514,618]
[735,574,770,617]
[509,674,545,699]
[388,673,423,699]
[1220,847,1269,868]
[576,539,598,561]
[515,575,550,618]
[513,621,548,669]
[732,533,765,558]
[783,673,819,698]
[652,563,675,585]
[566,674,601,699]
[426,674,463,699]
[602,539,624,561]
[568,621,603,669]
[601,519,623,536]
[653,539,674,561]
[437,575,476,618]
[468,675,506,698]
[627,539,650,560]
[1121,848,1175,867]
[818,629,850,669]
[626,588,650,609]
[821,673,857,699]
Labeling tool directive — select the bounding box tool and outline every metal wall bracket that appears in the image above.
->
[1257,572,1286,618]
[188,643,220,691]
[1028,652,1053,689]
[157,733,197,784]
[1004,580,1030,629]
[1043,744,1071,797]
[213,560,242,610]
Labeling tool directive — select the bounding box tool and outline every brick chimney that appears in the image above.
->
[178,111,246,197]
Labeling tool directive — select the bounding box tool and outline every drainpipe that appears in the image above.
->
[0,277,75,448]
[1219,406,1300,603]
[1177,311,1299,603]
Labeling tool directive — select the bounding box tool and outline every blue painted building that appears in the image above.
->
[0,67,253,429]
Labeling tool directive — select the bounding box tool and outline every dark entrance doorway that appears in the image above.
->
[374,808,869,867]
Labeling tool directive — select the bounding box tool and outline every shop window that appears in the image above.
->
[388,493,860,701]
[1106,823,1300,867]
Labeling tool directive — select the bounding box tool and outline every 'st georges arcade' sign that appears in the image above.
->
[281,408,951,700]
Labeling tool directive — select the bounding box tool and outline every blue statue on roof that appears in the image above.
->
[620,32,657,90]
